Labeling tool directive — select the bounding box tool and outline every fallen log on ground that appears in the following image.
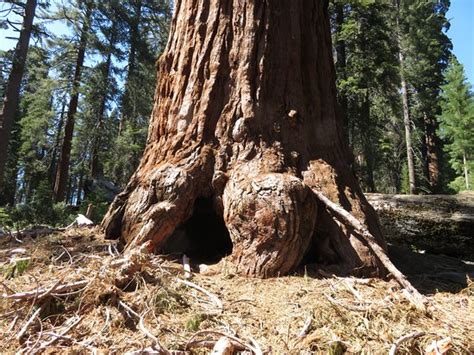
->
[366,193,474,260]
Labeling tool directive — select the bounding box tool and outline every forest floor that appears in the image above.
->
[0,227,473,354]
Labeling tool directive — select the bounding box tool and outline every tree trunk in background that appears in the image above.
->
[0,0,37,192]
[361,90,376,192]
[49,100,67,184]
[102,0,386,277]
[334,3,349,134]
[423,113,440,192]
[463,152,470,190]
[399,54,416,194]
[91,29,116,178]
[118,0,142,136]
[53,2,93,202]
[396,1,416,195]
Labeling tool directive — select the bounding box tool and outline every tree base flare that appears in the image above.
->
[102,1,389,279]
[102,153,388,279]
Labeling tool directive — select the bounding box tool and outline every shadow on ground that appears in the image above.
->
[388,244,474,294]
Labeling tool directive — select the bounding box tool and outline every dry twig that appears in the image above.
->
[324,294,371,312]
[314,191,427,310]
[176,278,223,311]
[16,305,43,341]
[118,301,170,354]
[138,309,169,354]
[4,280,90,300]
[389,331,425,355]
[186,330,257,354]
[298,314,313,338]
[36,316,83,350]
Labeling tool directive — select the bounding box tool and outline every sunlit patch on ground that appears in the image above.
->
[0,228,472,353]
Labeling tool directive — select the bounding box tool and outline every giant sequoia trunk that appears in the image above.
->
[102,0,387,277]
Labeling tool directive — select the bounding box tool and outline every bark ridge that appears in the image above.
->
[102,0,386,277]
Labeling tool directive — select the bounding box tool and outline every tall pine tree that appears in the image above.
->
[438,59,474,191]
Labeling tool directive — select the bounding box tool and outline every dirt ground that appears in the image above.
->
[0,228,472,354]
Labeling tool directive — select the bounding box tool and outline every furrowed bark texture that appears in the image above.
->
[102,0,386,277]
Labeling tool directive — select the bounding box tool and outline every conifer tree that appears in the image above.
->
[330,0,400,192]
[53,0,94,202]
[439,59,474,191]
[110,0,171,187]
[17,46,55,203]
[402,0,452,192]
[0,0,38,195]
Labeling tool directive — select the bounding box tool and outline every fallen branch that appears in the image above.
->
[4,280,90,300]
[389,331,425,355]
[8,227,65,240]
[118,302,169,354]
[176,278,223,311]
[37,316,83,350]
[298,314,313,338]
[186,339,246,352]
[38,278,64,300]
[186,330,257,354]
[211,337,234,355]
[313,191,427,311]
[138,310,169,354]
[17,305,42,341]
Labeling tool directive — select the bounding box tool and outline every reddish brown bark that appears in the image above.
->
[102,0,386,277]
[424,113,440,192]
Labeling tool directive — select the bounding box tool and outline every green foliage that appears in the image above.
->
[0,207,13,230]
[14,259,30,276]
[185,313,206,331]
[107,124,148,187]
[330,0,453,194]
[79,190,110,223]
[1,259,30,279]
[331,0,402,192]
[153,288,188,314]
[438,59,474,191]
[1,0,172,215]
[448,176,474,193]
[5,181,75,228]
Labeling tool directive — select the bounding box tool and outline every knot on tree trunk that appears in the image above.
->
[223,171,317,276]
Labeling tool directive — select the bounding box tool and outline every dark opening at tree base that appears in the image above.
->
[161,197,233,265]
